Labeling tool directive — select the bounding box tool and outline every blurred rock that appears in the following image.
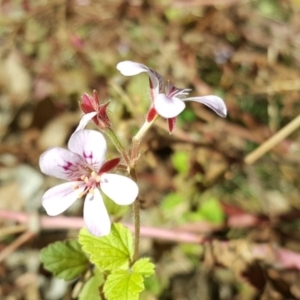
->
[44,278,68,300]
[15,164,44,212]
[37,112,80,150]
[1,50,31,107]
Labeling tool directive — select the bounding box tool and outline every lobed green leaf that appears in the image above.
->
[133,258,155,277]
[104,258,155,300]
[78,223,133,271]
[104,270,143,300]
[40,240,89,281]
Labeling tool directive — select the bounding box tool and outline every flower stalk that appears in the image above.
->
[128,167,140,264]
[105,128,131,166]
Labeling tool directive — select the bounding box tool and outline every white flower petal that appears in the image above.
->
[101,173,138,205]
[39,148,86,180]
[42,182,84,216]
[84,189,111,236]
[68,130,107,172]
[184,96,227,117]
[117,61,149,76]
[75,112,97,132]
[154,93,186,118]
[117,60,163,95]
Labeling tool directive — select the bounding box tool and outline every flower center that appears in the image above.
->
[77,171,102,197]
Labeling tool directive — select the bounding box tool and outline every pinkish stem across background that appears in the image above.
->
[1,209,300,271]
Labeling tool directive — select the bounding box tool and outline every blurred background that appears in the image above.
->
[1,0,300,299]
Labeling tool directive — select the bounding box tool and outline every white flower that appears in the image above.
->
[39,130,138,236]
[117,60,227,123]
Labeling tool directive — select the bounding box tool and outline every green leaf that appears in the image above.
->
[184,197,225,224]
[144,275,162,295]
[171,151,189,174]
[79,268,104,300]
[133,258,155,277]
[160,193,183,211]
[198,197,224,224]
[79,223,133,271]
[40,240,89,281]
[178,107,197,123]
[103,258,155,300]
[104,270,143,300]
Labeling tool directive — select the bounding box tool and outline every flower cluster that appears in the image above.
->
[117,61,227,132]
[40,60,227,237]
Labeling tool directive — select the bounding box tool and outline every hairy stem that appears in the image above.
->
[129,168,140,264]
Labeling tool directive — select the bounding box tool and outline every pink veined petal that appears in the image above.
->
[42,182,84,216]
[39,148,87,180]
[75,112,97,132]
[184,96,227,118]
[100,173,138,205]
[83,189,111,236]
[154,93,186,119]
[68,130,107,173]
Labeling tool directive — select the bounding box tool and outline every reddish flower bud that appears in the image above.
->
[79,90,111,130]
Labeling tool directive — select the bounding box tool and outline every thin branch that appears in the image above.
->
[0,231,35,262]
[245,114,300,165]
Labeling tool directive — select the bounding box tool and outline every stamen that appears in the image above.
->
[89,188,94,195]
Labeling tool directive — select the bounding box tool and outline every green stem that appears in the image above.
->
[130,168,140,264]
[129,115,159,263]
[131,115,159,166]
[105,114,158,264]
[105,128,130,166]
[104,128,141,263]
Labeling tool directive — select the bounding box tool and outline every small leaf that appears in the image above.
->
[40,240,89,281]
[104,270,143,300]
[133,258,155,277]
[103,258,155,300]
[184,198,225,224]
[161,193,183,211]
[178,107,197,123]
[198,197,224,224]
[79,268,104,300]
[79,223,133,271]
[171,151,189,174]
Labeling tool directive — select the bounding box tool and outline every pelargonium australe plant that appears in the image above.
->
[40,61,227,300]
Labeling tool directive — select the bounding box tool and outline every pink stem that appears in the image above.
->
[0,210,202,244]
[1,210,300,270]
